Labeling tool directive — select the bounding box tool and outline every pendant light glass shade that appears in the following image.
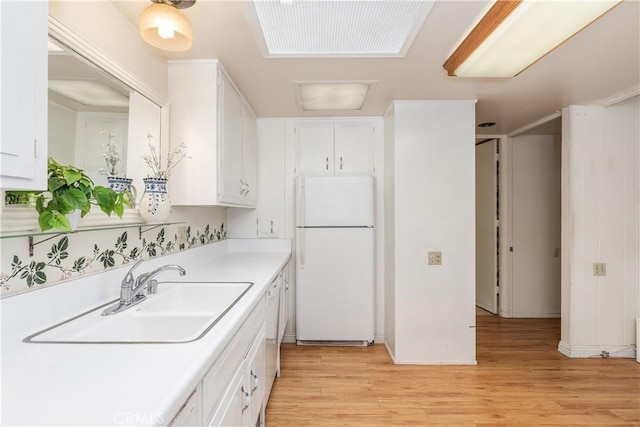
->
[139,2,193,51]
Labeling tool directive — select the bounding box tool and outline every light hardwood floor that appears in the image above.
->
[266,316,640,426]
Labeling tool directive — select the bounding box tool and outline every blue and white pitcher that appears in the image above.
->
[138,177,171,223]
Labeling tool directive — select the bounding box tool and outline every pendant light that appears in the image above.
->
[139,0,196,52]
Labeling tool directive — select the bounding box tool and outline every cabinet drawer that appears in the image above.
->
[202,297,265,423]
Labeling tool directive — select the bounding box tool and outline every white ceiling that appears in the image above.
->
[111,0,640,135]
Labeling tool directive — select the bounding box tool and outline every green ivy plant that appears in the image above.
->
[32,157,130,232]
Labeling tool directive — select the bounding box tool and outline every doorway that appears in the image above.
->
[475,138,499,314]
[476,121,562,319]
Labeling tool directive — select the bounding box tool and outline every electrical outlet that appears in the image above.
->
[428,251,442,266]
[593,263,606,276]
[177,226,188,246]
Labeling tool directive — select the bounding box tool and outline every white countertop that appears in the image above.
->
[1,239,291,426]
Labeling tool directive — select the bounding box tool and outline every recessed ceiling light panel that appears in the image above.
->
[294,81,376,111]
[247,0,435,57]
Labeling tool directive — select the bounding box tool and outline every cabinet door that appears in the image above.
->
[246,328,266,427]
[209,369,246,427]
[0,0,48,190]
[295,122,334,175]
[334,122,375,175]
[218,71,246,205]
[242,110,258,206]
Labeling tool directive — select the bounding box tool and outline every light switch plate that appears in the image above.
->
[593,263,606,276]
[428,251,442,265]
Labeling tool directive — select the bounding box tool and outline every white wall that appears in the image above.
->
[385,101,476,364]
[560,96,639,358]
[383,106,396,356]
[509,135,561,317]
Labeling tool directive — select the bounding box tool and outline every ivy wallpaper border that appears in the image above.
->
[1,223,226,296]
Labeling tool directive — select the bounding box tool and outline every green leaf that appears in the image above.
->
[113,202,124,218]
[62,169,83,185]
[59,236,69,252]
[66,187,90,211]
[38,211,54,231]
[48,176,67,192]
[33,271,47,285]
[93,186,115,215]
[38,211,71,232]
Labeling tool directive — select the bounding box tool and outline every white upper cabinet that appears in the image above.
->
[294,121,375,176]
[0,0,48,190]
[168,60,257,207]
[295,122,335,175]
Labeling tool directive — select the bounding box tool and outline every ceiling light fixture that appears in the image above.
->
[294,81,376,111]
[139,0,195,52]
[443,0,622,78]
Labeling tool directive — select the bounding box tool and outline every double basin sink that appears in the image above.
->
[24,281,253,344]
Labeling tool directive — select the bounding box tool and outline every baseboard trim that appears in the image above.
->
[512,312,561,318]
[558,341,636,359]
[284,333,385,344]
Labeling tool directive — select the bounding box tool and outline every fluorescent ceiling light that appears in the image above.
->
[444,0,622,78]
[294,82,376,111]
[48,80,129,108]
[248,1,434,57]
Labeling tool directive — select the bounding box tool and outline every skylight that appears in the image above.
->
[247,0,435,57]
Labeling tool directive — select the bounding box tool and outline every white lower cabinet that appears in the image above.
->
[169,297,266,427]
[209,327,266,427]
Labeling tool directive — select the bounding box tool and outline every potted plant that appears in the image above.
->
[16,157,130,232]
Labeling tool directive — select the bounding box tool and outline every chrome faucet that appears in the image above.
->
[102,260,186,316]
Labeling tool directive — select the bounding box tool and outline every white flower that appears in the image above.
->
[100,130,121,176]
[142,133,190,179]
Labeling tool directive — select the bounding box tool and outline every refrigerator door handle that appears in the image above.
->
[300,177,306,268]
[300,227,305,269]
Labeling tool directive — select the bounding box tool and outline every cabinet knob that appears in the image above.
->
[340,156,343,170]
[325,157,329,170]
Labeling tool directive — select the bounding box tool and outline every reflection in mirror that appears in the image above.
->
[47,38,130,187]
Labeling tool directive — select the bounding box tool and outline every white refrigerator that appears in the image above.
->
[295,176,374,343]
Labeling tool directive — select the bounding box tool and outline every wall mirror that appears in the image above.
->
[0,17,168,234]
[48,37,131,186]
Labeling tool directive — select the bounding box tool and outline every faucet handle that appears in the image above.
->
[122,259,144,288]
[147,279,158,294]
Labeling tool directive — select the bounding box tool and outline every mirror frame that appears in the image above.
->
[0,16,170,233]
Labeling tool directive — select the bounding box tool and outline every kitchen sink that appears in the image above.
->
[24,282,253,344]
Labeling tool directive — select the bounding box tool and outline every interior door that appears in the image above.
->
[511,135,561,317]
[475,139,498,314]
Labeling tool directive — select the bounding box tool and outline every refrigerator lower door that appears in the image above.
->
[296,227,374,342]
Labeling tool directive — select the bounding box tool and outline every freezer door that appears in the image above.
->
[296,227,374,342]
[296,176,374,227]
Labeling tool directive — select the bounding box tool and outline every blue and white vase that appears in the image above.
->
[138,178,171,223]
[107,176,136,207]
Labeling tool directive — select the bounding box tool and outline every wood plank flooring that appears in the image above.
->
[265,316,640,426]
